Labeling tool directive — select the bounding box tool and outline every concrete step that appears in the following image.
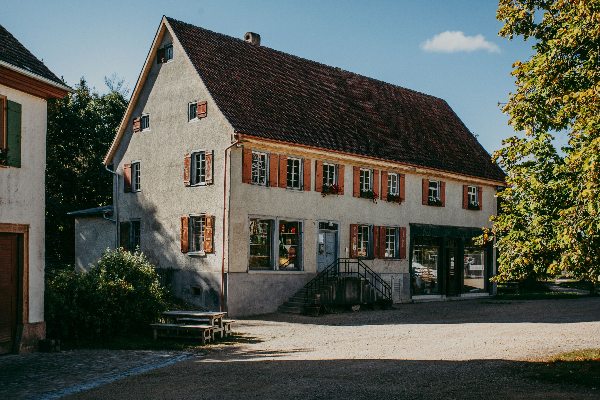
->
[279,305,304,314]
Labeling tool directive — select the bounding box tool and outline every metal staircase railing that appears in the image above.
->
[304,258,392,304]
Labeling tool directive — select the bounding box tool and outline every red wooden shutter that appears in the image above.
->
[278,155,287,188]
[184,153,191,186]
[156,48,165,64]
[197,101,207,118]
[303,158,311,191]
[353,166,360,197]
[0,97,5,151]
[0,234,17,344]
[399,227,407,259]
[381,171,388,199]
[373,226,380,259]
[338,165,345,195]
[350,224,358,258]
[124,164,132,193]
[120,221,131,250]
[373,170,379,197]
[399,174,405,202]
[380,226,387,258]
[181,216,189,253]
[204,216,214,253]
[269,153,278,187]
[205,151,213,184]
[315,161,323,192]
[478,187,483,211]
[440,181,446,207]
[422,179,429,205]
[242,148,252,183]
[463,185,469,209]
[133,117,141,133]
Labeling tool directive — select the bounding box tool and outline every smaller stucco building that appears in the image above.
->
[0,24,72,354]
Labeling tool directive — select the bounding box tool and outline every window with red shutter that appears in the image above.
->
[123,164,132,193]
[0,95,6,151]
[180,216,189,253]
[132,117,141,133]
[381,171,388,199]
[422,179,429,205]
[338,165,345,195]
[350,224,358,258]
[478,187,483,211]
[278,155,287,188]
[204,216,214,253]
[269,153,278,187]
[399,227,407,259]
[197,101,207,118]
[399,174,405,202]
[303,159,311,191]
[353,167,360,197]
[373,226,380,259]
[205,151,213,184]
[440,181,446,207]
[463,185,469,209]
[184,153,191,186]
[315,161,324,192]
[242,148,252,183]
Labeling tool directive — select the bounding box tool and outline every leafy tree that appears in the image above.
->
[46,77,128,263]
[490,1,600,289]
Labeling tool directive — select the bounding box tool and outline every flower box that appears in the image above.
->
[427,197,442,207]
[360,189,378,203]
[321,183,341,197]
[468,201,480,211]
[386,194,403,204]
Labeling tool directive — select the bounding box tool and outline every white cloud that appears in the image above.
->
[421,31,500,53]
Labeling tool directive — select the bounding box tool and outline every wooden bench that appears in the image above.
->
[151,323,214,345]
[222,319,235,337]
[177,318,235,338]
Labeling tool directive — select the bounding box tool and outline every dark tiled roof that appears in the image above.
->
[0,23,65,86]
[168,18,505,182]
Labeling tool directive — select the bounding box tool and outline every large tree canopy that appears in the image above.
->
[491,0,600,284]
[46,77,128,263]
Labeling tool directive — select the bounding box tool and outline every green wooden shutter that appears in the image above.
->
[6,101,21,168]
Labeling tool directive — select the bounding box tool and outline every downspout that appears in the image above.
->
[105,164,119,249]
[221,138,241,312]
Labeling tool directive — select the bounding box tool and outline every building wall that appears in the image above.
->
[74,216,115,271]
[110,27,235,308]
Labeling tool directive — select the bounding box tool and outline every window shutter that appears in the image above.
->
[133,117,141,133]
[6,101,20,168]
[381,171,388,198]
[373,226,380,259]
[399,227,407,259]
[373,170,379,197]
[350,224,358,258]
[0,97,5,151]
[156,48,165,64]
[278,155,287,188]
[184,153,191,186]
[124,164,132,193]
[303,158,311,191]
[399,174,405,202]
[338,165,345,195]
[204,216,214,253]
[242,148,252,183]
[422,179,429,205]
[315,161,323,192]
[197,101,207,118]
[440,181,446,207]
[205,150,213,184]
[463,185,469,209]
[379,226,387,258]
[353,166,360,197]
[478,187,483,211]
[269,153,278,187]
[181,216,189,253]
[120,221,131,251]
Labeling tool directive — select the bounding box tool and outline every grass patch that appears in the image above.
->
[528,349,600,389]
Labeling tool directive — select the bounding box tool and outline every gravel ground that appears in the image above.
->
[62,297,600,399]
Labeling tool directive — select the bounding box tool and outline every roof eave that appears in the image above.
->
[0,59,73,94]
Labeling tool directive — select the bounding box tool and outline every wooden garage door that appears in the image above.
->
[0,234,18,354]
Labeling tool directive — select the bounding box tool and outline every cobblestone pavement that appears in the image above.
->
[0,350,196,400]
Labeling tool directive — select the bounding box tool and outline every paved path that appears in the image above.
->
[2,298,600,399]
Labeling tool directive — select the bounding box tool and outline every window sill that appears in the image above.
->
[187,251,206,257]
[247,270,305,274]
[190,183,207,187]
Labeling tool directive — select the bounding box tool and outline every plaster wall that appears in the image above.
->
[110,27,234,309]
[0,84,47,324]
[74,217,115,271]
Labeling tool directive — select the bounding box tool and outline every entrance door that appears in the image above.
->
[317,231,337,272]
[446,245,459,296]
[0,234,18,354]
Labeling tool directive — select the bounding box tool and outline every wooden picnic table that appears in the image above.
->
[161,311,227,339]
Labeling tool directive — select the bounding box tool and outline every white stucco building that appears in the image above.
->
[75,17,504,317]
[0,24,72,354]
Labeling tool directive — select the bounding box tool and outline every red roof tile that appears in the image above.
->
[168,18,505,182]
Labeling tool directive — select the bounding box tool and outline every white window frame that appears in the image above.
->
[132,161,141,192]
[130,219,141,251]
[188,214,206,255]
[140,114,150,131]
[384,227,399,259]
[322,163,337,186]
[188,101,198,121]
[357,224,372,258]
[428,180,440,201]
[190,150,206,186]
[248,216,304,272]
[287,157,302,190]
[388,173,399,196]
[251,151,268,186]
[359,168,372,192]
[468,186,478,205]
[164,43,174,62]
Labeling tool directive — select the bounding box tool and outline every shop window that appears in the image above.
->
[287,157,302,189]
[251,151,268,186]
[249,219,273,270]
[463,238,486,293]
[412,236,440,295]
[249,218,302,271]
[278,221,302,270]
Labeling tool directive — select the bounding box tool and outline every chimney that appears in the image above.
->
[244,32,261,46]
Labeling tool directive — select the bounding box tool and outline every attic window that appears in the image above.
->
[165,44,173,61]
[157,44,173,64]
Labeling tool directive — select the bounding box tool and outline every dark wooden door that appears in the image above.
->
[0,234,18,354]
[446,246,459,297]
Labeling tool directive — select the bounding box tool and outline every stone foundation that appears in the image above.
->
[14,321,46,354]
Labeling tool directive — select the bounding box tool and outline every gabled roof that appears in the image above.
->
[0,23,72,94]
[167,18,504,183]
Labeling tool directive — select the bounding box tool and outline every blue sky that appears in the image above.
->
[3,0,535,154]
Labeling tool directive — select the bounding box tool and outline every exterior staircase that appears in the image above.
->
[278,258,392,314]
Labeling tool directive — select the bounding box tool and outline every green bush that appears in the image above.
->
[45,249,167,343]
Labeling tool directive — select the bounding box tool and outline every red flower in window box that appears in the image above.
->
[360,189,378,203]
[321,183,341,197]
[386,194,403,204]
